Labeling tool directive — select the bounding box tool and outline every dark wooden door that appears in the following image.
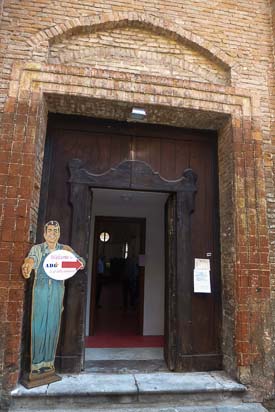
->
[39,113,221,372]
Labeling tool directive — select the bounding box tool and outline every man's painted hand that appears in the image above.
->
[22,258,34,279]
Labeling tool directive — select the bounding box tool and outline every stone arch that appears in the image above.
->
[27,11,233,72]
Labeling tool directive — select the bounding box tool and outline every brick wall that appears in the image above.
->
[48,26,229,84]
[268,4,275,399]
[0,0,275,408]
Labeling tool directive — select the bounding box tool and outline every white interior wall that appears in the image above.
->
[85,189,168,336]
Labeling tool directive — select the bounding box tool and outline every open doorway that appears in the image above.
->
[85,189,168,351]
[90,216,146,339]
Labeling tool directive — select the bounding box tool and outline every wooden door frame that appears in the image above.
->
[68,158,197,371]
[89,215,146,336]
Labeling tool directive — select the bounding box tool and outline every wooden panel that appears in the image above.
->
[138,218,146,336]
[149,138,161,172]
[58,183,91,373]
[176,191,193,358]
[189,141,221,354]
[175,140,190,178]
[43,117,132,371]
[160,139,177,180]
[110,135,129,166]
[164,193,177,370]
[175,354,222,371]
[45,119,131,245]
[68,159,195,192]
[131,132,221,359]
[134,137,150,164]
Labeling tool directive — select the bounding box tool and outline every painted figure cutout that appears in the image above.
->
[21,221,85,388]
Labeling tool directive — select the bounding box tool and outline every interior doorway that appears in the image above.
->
[85,189,169,350]
[90,216,146,338]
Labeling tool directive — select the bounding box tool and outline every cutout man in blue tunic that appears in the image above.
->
[21,221,85,388]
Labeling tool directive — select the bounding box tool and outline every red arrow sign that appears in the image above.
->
[62,260,83,270]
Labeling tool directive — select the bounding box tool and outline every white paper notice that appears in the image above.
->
[194,269,211,293]
[194,258,210,270]
[194,258,211,293]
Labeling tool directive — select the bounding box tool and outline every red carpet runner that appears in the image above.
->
[85,335,164,348]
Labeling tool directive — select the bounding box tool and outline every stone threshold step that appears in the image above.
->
[9,402,268,412]
[85,359,167,374]
[12,371,246,398]
[10,371,252,411]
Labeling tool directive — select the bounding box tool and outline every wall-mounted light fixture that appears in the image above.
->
[99,231,110,242]
[128,107,147,122]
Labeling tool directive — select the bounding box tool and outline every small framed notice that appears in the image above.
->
[194,258,211,293]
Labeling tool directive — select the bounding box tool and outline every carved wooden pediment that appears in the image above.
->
[68,158,197,193]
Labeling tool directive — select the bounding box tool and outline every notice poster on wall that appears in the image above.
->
[193,258,211,293]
